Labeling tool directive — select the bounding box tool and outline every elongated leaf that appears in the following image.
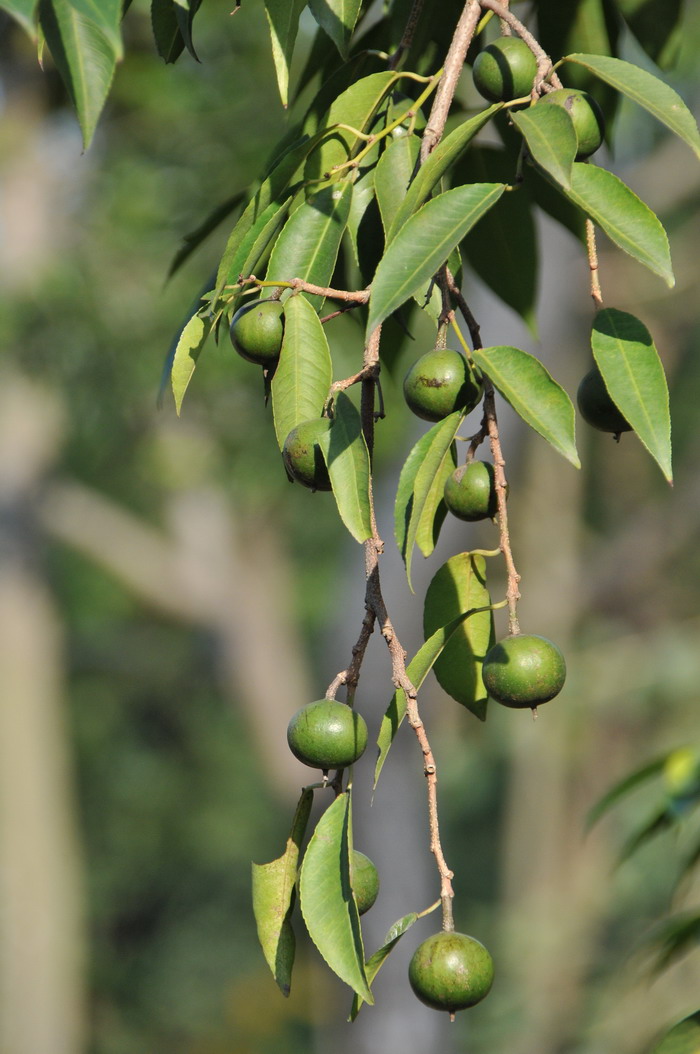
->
[423,553,494,720]
[586,754,666,829]
[1,0,38,36]
[171,312,212,414]
[349,912,419,1020]
[374,608,484,787]
[471,345,580,467]
[318,393,372,543]
[266,181,353,312]
[591,308,672,481]
[375,134,421,235]
[394,412,465,589]
[305,71,396,182]
[387,105,502,242]
[222,197,293,314]
[39,0,118,149]
[367,183,505,334]
[271,294,333,449]
[263,0,307,107]
[151,0,185,62]
[346,166,377,266]
[308,0,362,59]
[650,1011,700,1054]
[299,793,373,1003]
[65,0,122,54]
[512,105,577,189]
[563,164,674,287]
[565,53,700,160]
[252,788,313,996]
[619,805,673,863]
[173,0,201,60]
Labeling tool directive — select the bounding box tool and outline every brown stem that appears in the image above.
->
[585,218,604,310]
[389,0,426,70]
[421,0,482,160]
[240,275,370,303]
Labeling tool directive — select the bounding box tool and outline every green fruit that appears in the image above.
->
[539,88,605,159]
[286,699,368,771]
[350,850,380,916]
[482,634,566,709]
[577,367,631,435]
[408,931,494,1013]
[282,418,332,491]
[472,36,538,102]
[403,349,483,423]
[444,461,501,521]
[230,299,285,366]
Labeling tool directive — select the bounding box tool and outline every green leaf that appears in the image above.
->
[564,53,700,160]
[375,134,421,235]
[222,197,293,311]
[512,105,577,189]
[308,0,362,59]
[172,0,201,61]
[346,166,377,267]
[2,0,39,36]
[423,553,495,720]
[619,805,673,864]
[386,105,502,242]
[263,0,307,107]
[585,754,666,829]
[349,912,419,1020]
[299,793,373,1003]
[591,308,673,481]
[642,913,700,976]
[271,294,333,450]
[65,0,122,55]
[266,181,353,312]
[252,788,313,996]
[171,312,212,415]
[375,608,485,787]
[650,1011,700,1054]
[151,0,185,63]
[318,393,372,544]
[39,0,119,149]
[394,412,465,589]
[562,164,674,287]
[471,346,580,467]
[367,183,505,334]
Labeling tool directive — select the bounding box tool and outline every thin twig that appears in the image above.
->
[478,0,562,90]
[239,275,370,303]
[389,0,426,70]
[586,218,604,310]
[421,0,482,160]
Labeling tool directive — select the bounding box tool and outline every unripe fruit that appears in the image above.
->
[577,367,631,435]
[408,931,494,1013]
[482,634,566,709]
[444,460,500,521]
[403,349,483,423]
[282,418,332,491]
[286,699,368,771]
[350,850,380,916]
[472,36,537,103]
[539,88,605,159]
[229,299,285,366]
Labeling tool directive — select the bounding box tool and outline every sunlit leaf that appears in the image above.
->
[649,1011,700,1054]
[170,312,212,414]
[375,134,421,235]
[67,0,122,54]
[263,0,307,107]
[304,71,396,182]
[319,392,373,543]
[349,912,419,1019]
[0,0,38,37]
[308,0,362,59]
[512,104,577,189]
[271,293,333,450]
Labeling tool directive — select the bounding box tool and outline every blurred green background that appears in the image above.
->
[1,3,700,1053]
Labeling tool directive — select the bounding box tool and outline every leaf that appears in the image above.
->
[299,793,373,1003]
[252,788,313,996]
[585,754,666,829]
[386,105,502,242]
[222,196,293,310]
[151,0,185,62]
[591,308,673,482]
[471,345,580,467]
[318,393,372,544]
[561,164,674,287]
[512,105,577,189]
[39,0,119,149]
[173,0,201,61]
[619,805,673,864]
[565,53,700,160]
[394,412,465,589]
[650,1011,700,1054]
[423,553,495,720]
[1,0,38,36]
[642,913,700,975]
[374,134,421,235]
[346,166,377,266]
[266,181,353,312]
[263,0,307,107]
[271,294,333,450]
[349,912,419,1020]
[367,183,505,335]
[170,312,212,415]
[375,609,485,787]
[64,0,122,54]
[308,0,362,59]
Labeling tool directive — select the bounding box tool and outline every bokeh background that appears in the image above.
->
[1,3,700,1052]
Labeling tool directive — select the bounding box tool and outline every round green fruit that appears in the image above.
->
[472,36,537,102]
[539,88,605,159]
[403,349,482,423]
[229,299,285,366]
[577,367,631,435]
[482,634,566,709]
[444,460,501,521]
[350,850,380,916]
[408,931,494,1013]
[282,418,332,491]
[286,699,368,771]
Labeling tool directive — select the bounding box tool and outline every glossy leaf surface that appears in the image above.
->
[263,0,307,106]
[349,912,419,1020]
[271,293,333,449]
[305,71,396,182]
[171,312,212,415]
[375,134,421,235]
[308,0,362,58]
[319,393,373,543]
[513,104,577,189]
